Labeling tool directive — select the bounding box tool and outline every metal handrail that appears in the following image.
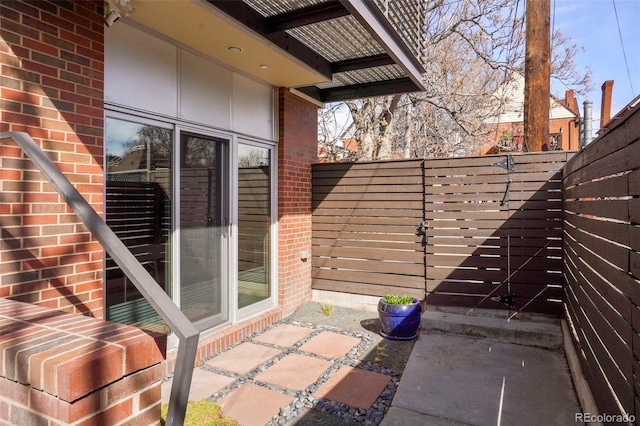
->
[0,132,198,426]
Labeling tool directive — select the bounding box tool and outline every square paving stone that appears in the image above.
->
[205,342,281,375]
[298,331,360,358]
[161,368,235,404]
[252,323,314,347]
[218,383,293,425]
[315,366,391,410]
[254,353,332,390]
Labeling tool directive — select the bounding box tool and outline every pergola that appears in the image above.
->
[123,0,426,102]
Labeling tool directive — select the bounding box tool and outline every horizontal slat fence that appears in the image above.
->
[312,160,425,299]
[312,152,571,313]
[238,167,270,272]
[424,152,570,315]
[563,105,640,421]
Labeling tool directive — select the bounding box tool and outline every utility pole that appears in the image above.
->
[523,0,551,151]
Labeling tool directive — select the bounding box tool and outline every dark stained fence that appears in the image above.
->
[312,160,425,299]
[105,180,170,288]
[312,152,571,316]
[425,152,570,315]
[105,180,171,330]
[238,167,270,272]
[563,105,640,421]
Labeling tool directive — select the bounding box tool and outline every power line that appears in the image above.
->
[612,0,636,97]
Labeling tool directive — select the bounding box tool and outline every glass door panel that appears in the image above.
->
[180,134,228,328]
[237,144,271,309]
[105,118,172,334]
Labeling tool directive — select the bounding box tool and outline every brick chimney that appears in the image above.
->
[600,80,614,129]
[564,89,579,115]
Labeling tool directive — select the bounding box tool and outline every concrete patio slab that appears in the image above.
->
[382,407,469,425]
[385,331,581,426]
[421,310,563,350]
[298,331,360,358]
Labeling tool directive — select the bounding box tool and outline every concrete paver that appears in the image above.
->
[252,323,314,347]
[217,383,293,426]
[253,353,332,390]
[298,331,361,358]
[161,369,235,404]
[315,365,391,410]
[204,341,282,374]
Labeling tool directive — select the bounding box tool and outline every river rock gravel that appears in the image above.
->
[197,302,417,425]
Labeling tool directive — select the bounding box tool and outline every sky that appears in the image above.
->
[552,0,639,129]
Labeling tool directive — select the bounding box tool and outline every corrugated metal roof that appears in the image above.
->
[208,0,426,102]
[288,16,384,62]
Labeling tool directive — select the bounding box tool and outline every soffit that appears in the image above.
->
[123,0,426,102]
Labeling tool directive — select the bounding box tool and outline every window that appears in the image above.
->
[105,117,172,334]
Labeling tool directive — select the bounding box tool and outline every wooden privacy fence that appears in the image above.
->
[312,160,425,299]
[312,151,572,316]
[563,105,640,421]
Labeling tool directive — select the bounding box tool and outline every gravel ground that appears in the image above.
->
[282,302,417,425]
[285,302,416,374]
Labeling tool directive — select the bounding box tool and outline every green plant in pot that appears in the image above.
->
[377,294,422,340]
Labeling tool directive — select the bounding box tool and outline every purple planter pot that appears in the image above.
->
[377,298,422,341]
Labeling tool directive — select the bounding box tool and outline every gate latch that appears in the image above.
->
[416,220,428,245]
[416,220,428,236]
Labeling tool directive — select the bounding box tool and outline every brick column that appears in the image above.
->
[277,88,318,315]
[0,1,105,317]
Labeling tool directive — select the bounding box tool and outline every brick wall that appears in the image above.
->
[0,1,105,317]
[0,299,164,425]
[277,88,318,315]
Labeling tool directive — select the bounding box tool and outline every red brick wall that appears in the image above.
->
[0,299,163,425]
[0,0,105,317]
[277,88,317,315]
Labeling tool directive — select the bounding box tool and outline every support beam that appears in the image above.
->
[297,77,419,102]
[265,1,350,32]
[331,53,396,73]
[524,0,550,151]
[339,0,425,91]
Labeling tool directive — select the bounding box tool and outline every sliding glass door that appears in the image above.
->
[179,133,229,329]
[105,116,275,336]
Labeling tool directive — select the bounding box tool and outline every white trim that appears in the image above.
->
[289,88,324,108]
[235,137,278,321]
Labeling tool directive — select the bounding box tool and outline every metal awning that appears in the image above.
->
[206,0,426,102]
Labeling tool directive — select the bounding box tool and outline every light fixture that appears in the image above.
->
[259,64,269,69]
[226,46,243,53]
[104,8,120,27]
[104,0,135,27]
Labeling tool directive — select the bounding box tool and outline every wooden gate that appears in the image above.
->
[312,160,425,299]
[311,151,573,315]
[424,152,570,316]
